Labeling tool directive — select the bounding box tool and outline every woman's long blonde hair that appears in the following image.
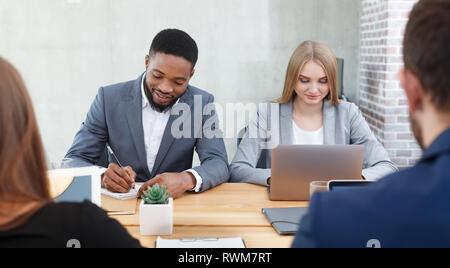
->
[277,40,340,106]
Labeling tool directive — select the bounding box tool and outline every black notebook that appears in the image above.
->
[262,207,309,235]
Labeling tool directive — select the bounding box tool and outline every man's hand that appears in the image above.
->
[102,163,136,193]
[138,172,196,199]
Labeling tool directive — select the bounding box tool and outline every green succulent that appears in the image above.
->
[141,184,171,205]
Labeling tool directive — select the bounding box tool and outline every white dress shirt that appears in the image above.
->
[292,121,324,145]
[140,75,203,192]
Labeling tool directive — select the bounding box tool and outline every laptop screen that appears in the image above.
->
[328,181,374,191]
[48,167,102,206]
[55,175,93,203]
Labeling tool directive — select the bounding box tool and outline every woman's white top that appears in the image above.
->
[292,121,324,145]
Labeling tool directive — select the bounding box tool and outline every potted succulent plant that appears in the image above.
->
[139,184,173,236]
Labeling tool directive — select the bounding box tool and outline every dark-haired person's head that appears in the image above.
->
[144,29,199,112]
[0,57,51,230]
[398,0,450,149]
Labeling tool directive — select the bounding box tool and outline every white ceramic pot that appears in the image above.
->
[139,198,174,236]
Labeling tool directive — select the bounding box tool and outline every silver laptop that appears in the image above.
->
[269,145,364,201]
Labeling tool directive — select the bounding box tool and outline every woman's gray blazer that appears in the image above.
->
[230,99,398,186]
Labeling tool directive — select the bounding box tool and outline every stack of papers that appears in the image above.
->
[102,195,138,215]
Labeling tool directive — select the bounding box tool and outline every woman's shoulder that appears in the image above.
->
[38,201,84,217]
[45,201,108,220]
[36,201,106,225]
[40,201,141,248]
[10,202,87,239]
[257,100,291,117]
[40,200,97,213]
[258,101,283,109]
[326,99,360,115]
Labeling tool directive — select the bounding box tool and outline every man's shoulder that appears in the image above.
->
[103,80,135,90]
[317,166,428,213]
[310,161,450,247]
[187,85,214,101]
[101,78,139,97]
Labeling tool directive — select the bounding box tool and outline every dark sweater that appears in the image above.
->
[0,201,142,248]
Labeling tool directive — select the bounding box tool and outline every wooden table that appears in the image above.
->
[103,183,308,248]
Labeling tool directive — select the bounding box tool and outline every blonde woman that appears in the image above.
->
[230,41,398,186]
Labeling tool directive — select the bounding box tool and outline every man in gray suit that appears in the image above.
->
[66,29,230,199]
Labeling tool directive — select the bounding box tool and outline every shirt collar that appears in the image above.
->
[141,73,149,109]
[420,128,450,162]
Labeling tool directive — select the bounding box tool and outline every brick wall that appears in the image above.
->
[359,0,421,169]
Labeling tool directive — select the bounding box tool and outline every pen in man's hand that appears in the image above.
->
[106,145,135,191]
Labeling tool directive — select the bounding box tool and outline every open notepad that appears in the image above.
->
[156,237,246,248]
[101,183,144,200]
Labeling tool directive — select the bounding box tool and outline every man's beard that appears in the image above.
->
[144,79,179,113]
[410,112,425,150]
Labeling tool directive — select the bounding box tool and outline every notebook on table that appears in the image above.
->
[262,207,309,235]
[101,183,144,200]
[101,183,144,215]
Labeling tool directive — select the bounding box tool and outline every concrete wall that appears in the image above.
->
[0,0,360,164]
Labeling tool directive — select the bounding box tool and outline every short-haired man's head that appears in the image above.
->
[149,29,199,69]
[403,0,450,112]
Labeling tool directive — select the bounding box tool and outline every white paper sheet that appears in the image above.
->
[156,237,246,248]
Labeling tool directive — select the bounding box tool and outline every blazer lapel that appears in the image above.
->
[280,100,294,145]
[124,74,151,178]
[151,87,194,177]
[323,100,336,145]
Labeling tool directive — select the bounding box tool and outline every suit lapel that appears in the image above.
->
[280,100,294,145]
[323,100,336,145]
[151,87,194,177]
[124,74,151,179]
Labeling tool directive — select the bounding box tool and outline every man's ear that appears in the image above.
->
[190,68,195,80]
[398,69,423,113]
[145,55,150,70]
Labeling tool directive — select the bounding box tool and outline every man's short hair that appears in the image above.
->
[404,0,450,112]
[149,29,199,68]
